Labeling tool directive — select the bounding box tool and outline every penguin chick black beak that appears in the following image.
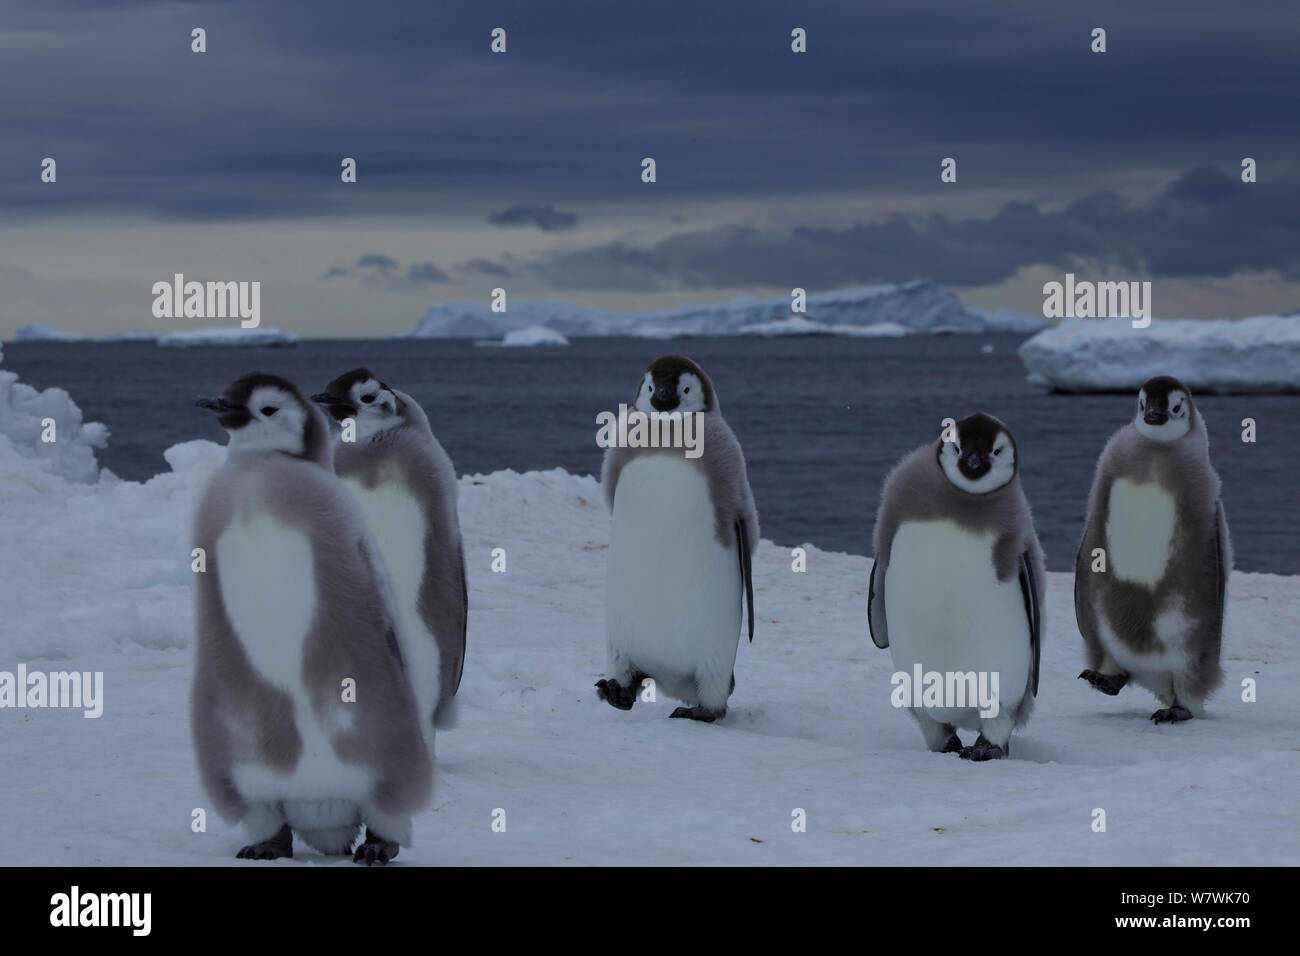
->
[1143,409,1168,426]
[963,450,985,472]
[312,392,357,419]
[650,387,678,412]
[195,396,240,414]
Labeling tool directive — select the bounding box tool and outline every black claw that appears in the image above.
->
[1150,705,1194,724]
[959,734,1007,761]
[352,831,399,866]
[236,824,292,861]
[669,705,720,722]
[595,678,636,711]
[1079,669,1129,696]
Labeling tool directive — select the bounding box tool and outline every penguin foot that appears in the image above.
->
[960,734,1007,761]
[236,824,293,861]
[595,678,636,711]
[1079,669,1128,696]
[1150,705,1194,724]
[352,831,399,866]
[940,734,964,754]
[669,705,722,722]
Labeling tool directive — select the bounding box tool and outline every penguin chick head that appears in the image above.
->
[196,373,325,461]
[937,412,1018,494]
[1134,376,1194,443]
[313,368,403,441]
[633,355,715,415]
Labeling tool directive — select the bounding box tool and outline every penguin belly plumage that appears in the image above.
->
[605,454,741,710]
[885,520,1031,730]
[341,474,442,738]
[215,513,376,827]
[1095,478,1194,694]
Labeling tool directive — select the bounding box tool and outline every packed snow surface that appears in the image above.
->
[405,281,1045,340]
[155,327,299,348]
[0,426,1295,865]
[1019,316,1300,393]
[0,343,106,483]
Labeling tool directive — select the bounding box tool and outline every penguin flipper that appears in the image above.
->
[1019,551,1041,697]
[868,557,888,649]
[735,518,754,642]
[454,538,469,693]
[1213,500,1230,638]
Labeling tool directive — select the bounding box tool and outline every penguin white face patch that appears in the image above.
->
[226,386,307,455]
[348,378,400,440]
[940,430,1016,494]
[1134,387,1191,443]
[633,371,707,415]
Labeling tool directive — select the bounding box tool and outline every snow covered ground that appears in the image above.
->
[1,421,1296,866]
[1019,316,1300,392]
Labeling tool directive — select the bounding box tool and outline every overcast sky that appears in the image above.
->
[2,0,1297,338]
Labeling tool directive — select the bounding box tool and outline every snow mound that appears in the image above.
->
[0,344,107,483]
[11,322,90,343]
[157,327,298,348]
[405,282,1039,340]
[500,325,570,347]
[1018,316,1300,393]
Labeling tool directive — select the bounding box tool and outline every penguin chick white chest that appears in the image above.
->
[341,473,427,608]
[605,454,741,682]
[1105,477,1177,588]
[884,520,1030,722]
[216,512,318,689]
[341,473,441,725]
[215,511,373,799]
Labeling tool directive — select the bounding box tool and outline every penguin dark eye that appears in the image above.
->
[260,406,277,416]
[361,394,376,404]
[993,448,1002,456]
[1172,404,1182,414]
[683,386,690,394]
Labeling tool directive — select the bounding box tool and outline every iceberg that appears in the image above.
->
[498,325,571,347]
[156,326,299,348]
[11,322,91,343]
[1018,316,1300,393]
[403,281,1046,340]
[738,317,909,337]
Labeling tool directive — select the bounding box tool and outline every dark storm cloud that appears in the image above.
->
[3,0,1296,217]
[489,204,578,232]
[326,254,449,287]
[487,165,1300,290]
[2,0,1298,285]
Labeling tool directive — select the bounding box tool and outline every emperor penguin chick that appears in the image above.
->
[191,373,433,864]
[598,355,758,722]
[869,413,1045,760]
[1075,376,1231,723]
[313,369,468,731]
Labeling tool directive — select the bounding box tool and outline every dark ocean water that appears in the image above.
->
[4,335,1296,573]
